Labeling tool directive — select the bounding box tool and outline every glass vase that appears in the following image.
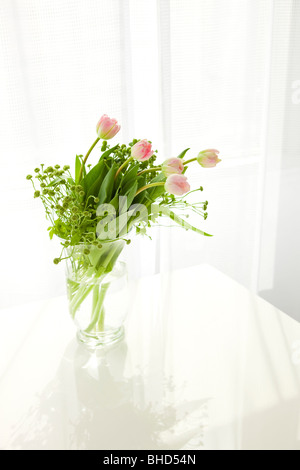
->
[65,241,129,349]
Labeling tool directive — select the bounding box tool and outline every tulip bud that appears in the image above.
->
[165,174,190,196]
[161,157,184,176]
[96,114,121,140]
[197,149,221,168]
[131,139,153,161]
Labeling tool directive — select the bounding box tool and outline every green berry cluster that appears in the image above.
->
[27,162,104,264]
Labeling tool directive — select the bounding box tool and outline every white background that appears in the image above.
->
[0,0,299,321]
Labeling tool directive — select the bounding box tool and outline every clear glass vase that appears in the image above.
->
[65,241,129,349]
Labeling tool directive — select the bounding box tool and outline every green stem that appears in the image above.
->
[92,283,99,311]
[70,283,94,318]
[96,283,109,331]
[114,156,133,180]
[85,282,109,333]
[97,305,106,331]
[182,157,197,166]
[69,241,124,318]
[84,286,101,333]
[137,167,161,176]
[135,182,165,197]
[78,137,100,182]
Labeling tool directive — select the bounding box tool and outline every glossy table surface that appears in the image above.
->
[1,264,300,450]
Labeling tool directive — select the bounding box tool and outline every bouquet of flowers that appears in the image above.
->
[27,114,221,347]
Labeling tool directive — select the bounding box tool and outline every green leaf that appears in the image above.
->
[98,163,117,204]
[46,177,64,187]
[85,161,107,199]
[121,176,140,198]
[120,163,139,191]
[125,180,138,209]
[96,204,145,240]
[149,172,166,184]
[151,204,212,237]
[109,191,120,211]
[81,161,105,195]
[99,145,120,160]
[146,172,166,202]
[51,218,69,240]
[177,148,190,159]
[109,180,138,214]
[47,226,54,240]
[75,155,85,184]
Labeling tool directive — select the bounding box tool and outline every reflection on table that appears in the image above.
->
[0,264,300,450]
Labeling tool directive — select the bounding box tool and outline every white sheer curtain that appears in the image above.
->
[0,0,299,321]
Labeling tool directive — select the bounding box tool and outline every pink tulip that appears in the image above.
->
[96,114,121,140]
[197,149,221,168]
[165,174,190,196]
[131,139,153,161]
[162,157,184,176]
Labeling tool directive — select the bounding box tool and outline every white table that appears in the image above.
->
[1,264,300,450]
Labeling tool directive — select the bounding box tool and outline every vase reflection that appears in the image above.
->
[10,339,209,450]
